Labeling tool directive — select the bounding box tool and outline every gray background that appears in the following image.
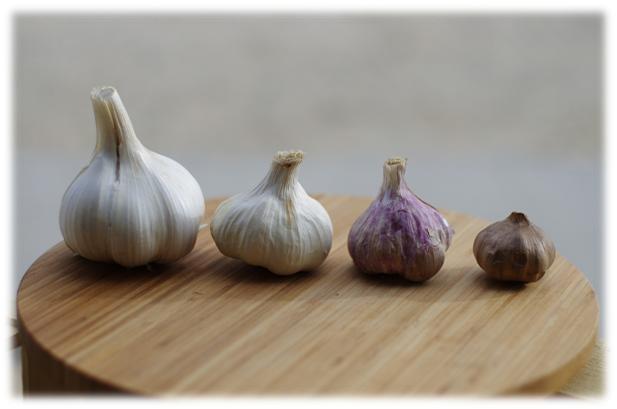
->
[14,15,603,328]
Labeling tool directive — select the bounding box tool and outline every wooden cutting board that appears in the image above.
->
[17,195,599,395]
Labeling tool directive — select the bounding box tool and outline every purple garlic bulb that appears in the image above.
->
[347,158,454,281]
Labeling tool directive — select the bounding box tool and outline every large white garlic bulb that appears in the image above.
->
[59,86,205,267]
[210,151,333,275]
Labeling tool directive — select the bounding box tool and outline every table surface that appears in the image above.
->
[17,196,599,395]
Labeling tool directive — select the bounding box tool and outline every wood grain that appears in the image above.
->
[559,340,604,398]
[17,196,599,395]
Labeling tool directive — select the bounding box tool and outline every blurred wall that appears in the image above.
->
[14,15,603,327]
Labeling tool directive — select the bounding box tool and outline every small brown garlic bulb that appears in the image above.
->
[473,212,556,282]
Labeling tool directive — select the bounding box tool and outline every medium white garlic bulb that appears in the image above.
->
[59,86,205,267]
[210,151,333,275]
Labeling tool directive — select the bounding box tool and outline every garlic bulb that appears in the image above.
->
[59,86,205,268]
[210,151,333,275]
[473,212,555,282]
[347,158,453,282]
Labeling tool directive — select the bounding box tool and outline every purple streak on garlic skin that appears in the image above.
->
[347,158,453,282]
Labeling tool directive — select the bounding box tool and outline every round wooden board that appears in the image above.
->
[17,196,599,395]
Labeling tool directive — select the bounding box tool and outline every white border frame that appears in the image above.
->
[1,1,611,407]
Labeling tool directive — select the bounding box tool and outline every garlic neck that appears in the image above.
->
[91,86,144,157]
[257,151,303,199]
[380,157,408,195]
[507,212,530,226]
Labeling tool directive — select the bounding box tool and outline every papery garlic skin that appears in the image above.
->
[59,86,205,268]
[347,158,453,282]
[473,212,555,282]
[210,151,333,275]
